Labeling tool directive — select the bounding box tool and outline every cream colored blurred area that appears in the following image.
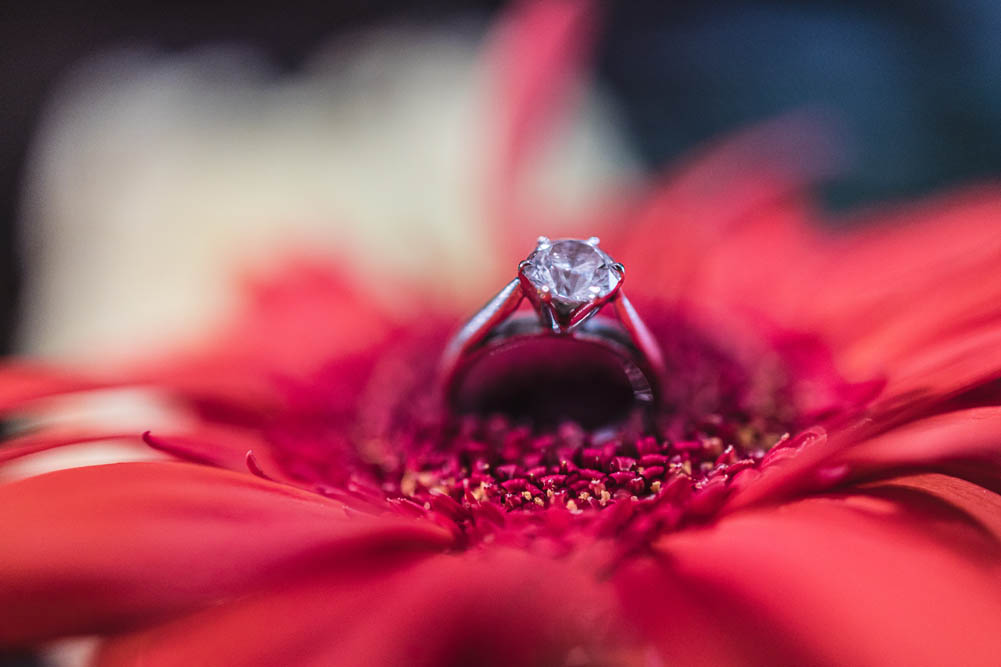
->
[18,23,637,363]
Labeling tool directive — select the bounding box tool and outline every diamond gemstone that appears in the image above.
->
[522,239,620,311]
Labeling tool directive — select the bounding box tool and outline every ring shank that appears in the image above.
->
[445,314,657,428]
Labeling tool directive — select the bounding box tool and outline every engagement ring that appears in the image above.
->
[441,237,665,428]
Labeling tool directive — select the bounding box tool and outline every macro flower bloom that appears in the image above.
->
[4,3,1001,666]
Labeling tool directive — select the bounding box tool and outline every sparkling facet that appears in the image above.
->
[522,239,620,310]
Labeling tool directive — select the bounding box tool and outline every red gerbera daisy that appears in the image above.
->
[3,3,1001,666]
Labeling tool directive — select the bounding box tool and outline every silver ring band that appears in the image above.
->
[440,237,666,427]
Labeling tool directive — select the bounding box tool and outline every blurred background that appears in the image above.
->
[3,1,1001,365]
[2,1,1001,664]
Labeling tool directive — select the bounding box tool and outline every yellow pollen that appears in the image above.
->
[400,472,417,497]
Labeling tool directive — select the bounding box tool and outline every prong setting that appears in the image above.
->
[538,285,553,305]
[518,237,623,334]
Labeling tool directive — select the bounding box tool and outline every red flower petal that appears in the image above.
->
[859,473,1001,552]
[841,406,1001,474]
[812,191,1001,377]
[868,320,1001,421]
[610,116,838,306]
[0,428,143,466]
[689,187,1001,408]
[729,406,1001,510]
[0,462,452,645]
[485,0,598,254]
[617,494,1001,666]
[0,260,406,425]
[130,259,400,406]
[0,362,108,414]
[97,549,625,667]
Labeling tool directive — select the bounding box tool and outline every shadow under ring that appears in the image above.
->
[446,314,656,430]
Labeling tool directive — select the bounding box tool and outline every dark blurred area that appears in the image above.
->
[2,0,1001,363]
[598,1,1001,210]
